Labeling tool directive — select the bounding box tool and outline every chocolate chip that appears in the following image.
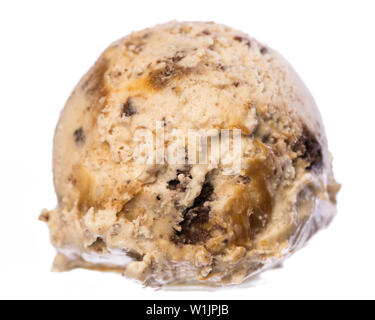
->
[292,125,323,170]
[233,81,240,87]
[167,179,180,190]
[234,36,251,47]
[73,127,85,145]
[171,174,214,245]
[261,133,271,143]
[156,195,161,200]
[260,47,268,55]
[122,98,137,117]
[202,29,211,35]
[191,181,214,208]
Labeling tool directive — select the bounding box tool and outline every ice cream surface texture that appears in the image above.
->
[40,21,339,287]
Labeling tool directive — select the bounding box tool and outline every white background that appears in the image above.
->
[0,0,374,300]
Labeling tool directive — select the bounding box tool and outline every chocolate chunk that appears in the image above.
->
[167,179,180,190]
[171,206,210,245]
[234,36,251,47]
[260,47,268,55]
[293,125,323,170]
[191,181,214,208]
[73,127,85,145]
[171,51,186,63]
[148,57,193,89]
[122,98,137,117]
[167,167,192,191]
[171,175,214,245]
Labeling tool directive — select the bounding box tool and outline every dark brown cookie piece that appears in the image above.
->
[73,127,85,145]
[171,177,214,245]
[122,98,137,117]
[293,125,323,170]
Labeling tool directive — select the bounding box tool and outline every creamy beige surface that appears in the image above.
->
[40,21,339,287]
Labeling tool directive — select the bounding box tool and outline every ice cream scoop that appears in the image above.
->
[40,21,339,287]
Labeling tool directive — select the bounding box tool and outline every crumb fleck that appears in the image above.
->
[167,179,181,191]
